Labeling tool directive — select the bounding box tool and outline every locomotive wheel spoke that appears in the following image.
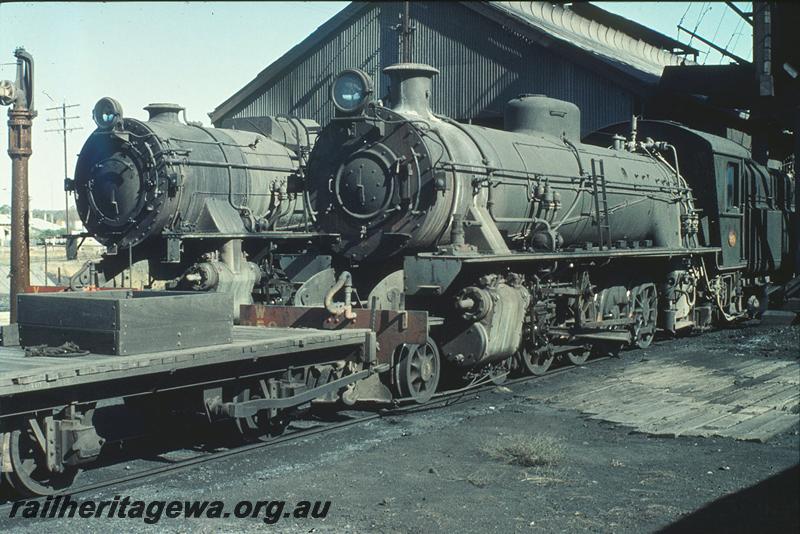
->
[632,284,658,349]
[394,339,441,404]
[566,347,590,366]
[4,429,80,497]
[517,348,553,376]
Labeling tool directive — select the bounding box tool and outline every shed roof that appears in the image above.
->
[489,2,690,78]
[209,1,693,124]
[567,2,699,57]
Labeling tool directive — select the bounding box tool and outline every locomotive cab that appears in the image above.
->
[586,121,797,281]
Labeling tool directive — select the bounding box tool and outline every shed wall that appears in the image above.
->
[221,2,634,135]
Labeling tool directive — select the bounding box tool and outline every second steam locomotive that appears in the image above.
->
[70,98,321,313]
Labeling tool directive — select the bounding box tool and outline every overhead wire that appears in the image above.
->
[722,16,746,63]
[687,2,713,62]
[703,8,727,65]
[729,14,751,58]
[677,2,693,40]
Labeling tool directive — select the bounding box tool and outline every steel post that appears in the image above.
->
[8,107,33,322]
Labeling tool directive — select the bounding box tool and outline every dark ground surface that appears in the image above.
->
[1,322,798,533]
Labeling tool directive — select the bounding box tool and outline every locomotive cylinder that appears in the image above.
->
[441,275,531,368]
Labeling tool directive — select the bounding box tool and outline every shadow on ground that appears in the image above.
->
[660,464,800,533]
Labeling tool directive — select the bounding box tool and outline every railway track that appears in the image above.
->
[0,350,612,507]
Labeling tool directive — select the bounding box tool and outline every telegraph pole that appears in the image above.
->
[45,102,82,234]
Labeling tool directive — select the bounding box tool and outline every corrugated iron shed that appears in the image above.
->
[210,1,693,135]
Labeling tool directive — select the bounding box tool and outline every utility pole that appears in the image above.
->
[45,102,82,234]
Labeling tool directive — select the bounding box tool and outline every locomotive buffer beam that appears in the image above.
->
[240,305,428,364]
[160,232,339,264]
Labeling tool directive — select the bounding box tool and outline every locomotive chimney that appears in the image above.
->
[382,63,439,118]
[144,103,184,123]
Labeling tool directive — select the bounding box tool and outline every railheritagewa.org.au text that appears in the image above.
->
[8,495,331,524]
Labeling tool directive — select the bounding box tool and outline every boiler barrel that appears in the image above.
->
[73,103,306,249]
[458,122,684,249]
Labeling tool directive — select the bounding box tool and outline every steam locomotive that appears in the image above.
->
[70,98,322,314]
[71,62,796,399]
[303,62,795,389]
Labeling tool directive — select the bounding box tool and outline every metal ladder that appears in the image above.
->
[591,158,611,249]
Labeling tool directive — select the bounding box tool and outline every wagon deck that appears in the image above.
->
[0,326,374,398]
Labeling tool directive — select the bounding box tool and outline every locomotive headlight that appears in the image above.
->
[92,97,123,130]
[331,69,373,114]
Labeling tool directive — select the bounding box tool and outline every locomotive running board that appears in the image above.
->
[160,231,337,240]
[418,246,721,262]
[406,247,721,296]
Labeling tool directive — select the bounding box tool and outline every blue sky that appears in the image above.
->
[0,2,754,210]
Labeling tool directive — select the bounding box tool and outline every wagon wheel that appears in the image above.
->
[232,386,286,440]
[566,346,591,366]
[394,338,441,404]
[516,346,554,376]
[631,284,658,349]
[2,429,79,497]
[489,356,514,385]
